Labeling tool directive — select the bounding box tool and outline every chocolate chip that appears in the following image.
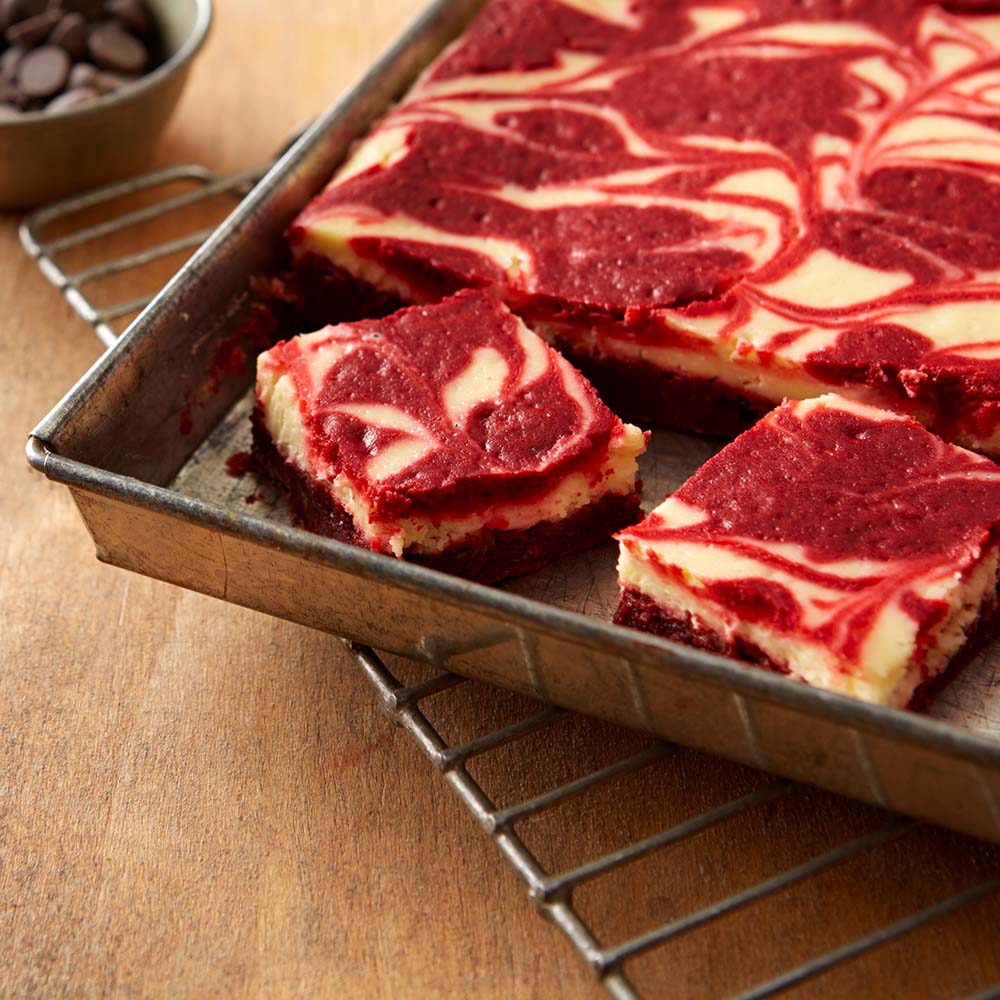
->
[60,0,106,18]
[105,0,149,35]
[68,59,96,88]
[87,20,146,73]
[17,43,69,98]
[92,68,136,93]
[45,84,98,112]
[49,12,88,60]
[6,8,63,47]
[1,0,46,28]
[0,42,25,81]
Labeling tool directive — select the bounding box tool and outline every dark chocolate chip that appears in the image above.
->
[0,41,24,80]
[105,0,149,36]
[45,84,98,112]
[92,67,135,93]
[49,12,88,60]
[17,43,69,97]
[0,100,22,119]
[60,0,107,19]
[1,0,45,28]
[6,8,62,47]
[68,59,96,88]
[87,20,146,73]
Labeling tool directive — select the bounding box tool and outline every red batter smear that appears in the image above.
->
[225,451,256,478]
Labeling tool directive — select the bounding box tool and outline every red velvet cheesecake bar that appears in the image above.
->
[253,290,647,583]
[289,0,1000,455]
[615,394,1000,707]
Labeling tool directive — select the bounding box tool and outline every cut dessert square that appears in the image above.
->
[287,0,1000,456]
[614,394,1000,708]
[253,289,648,583]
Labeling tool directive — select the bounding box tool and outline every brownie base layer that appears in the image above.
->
[248,252,407,355]
[251,412,643,585]
[613,586,999,711]
[613,586,789,674]
[555,343,774,438]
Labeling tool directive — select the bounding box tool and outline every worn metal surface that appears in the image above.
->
[25,0,1000,845]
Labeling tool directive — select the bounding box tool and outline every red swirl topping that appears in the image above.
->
[618,394,1000,674]
[257,290,622,518]
[294,0,1000,451]
[669,397,1000,561]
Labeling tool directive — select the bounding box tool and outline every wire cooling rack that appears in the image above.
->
[21,168,1000,1000]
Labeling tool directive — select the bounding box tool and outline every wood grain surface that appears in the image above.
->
[4,2,1000,998]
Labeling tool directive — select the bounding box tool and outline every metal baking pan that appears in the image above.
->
[27,0,1000,843]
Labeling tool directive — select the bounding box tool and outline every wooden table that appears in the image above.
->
[4,3,1000,997]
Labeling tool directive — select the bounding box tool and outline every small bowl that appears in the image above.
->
[0,0,212,210]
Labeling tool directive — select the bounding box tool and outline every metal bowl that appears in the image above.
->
[0,0,212,210]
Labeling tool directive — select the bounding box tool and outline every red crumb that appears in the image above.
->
[225,451,257,478]
[205,338,249,397]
